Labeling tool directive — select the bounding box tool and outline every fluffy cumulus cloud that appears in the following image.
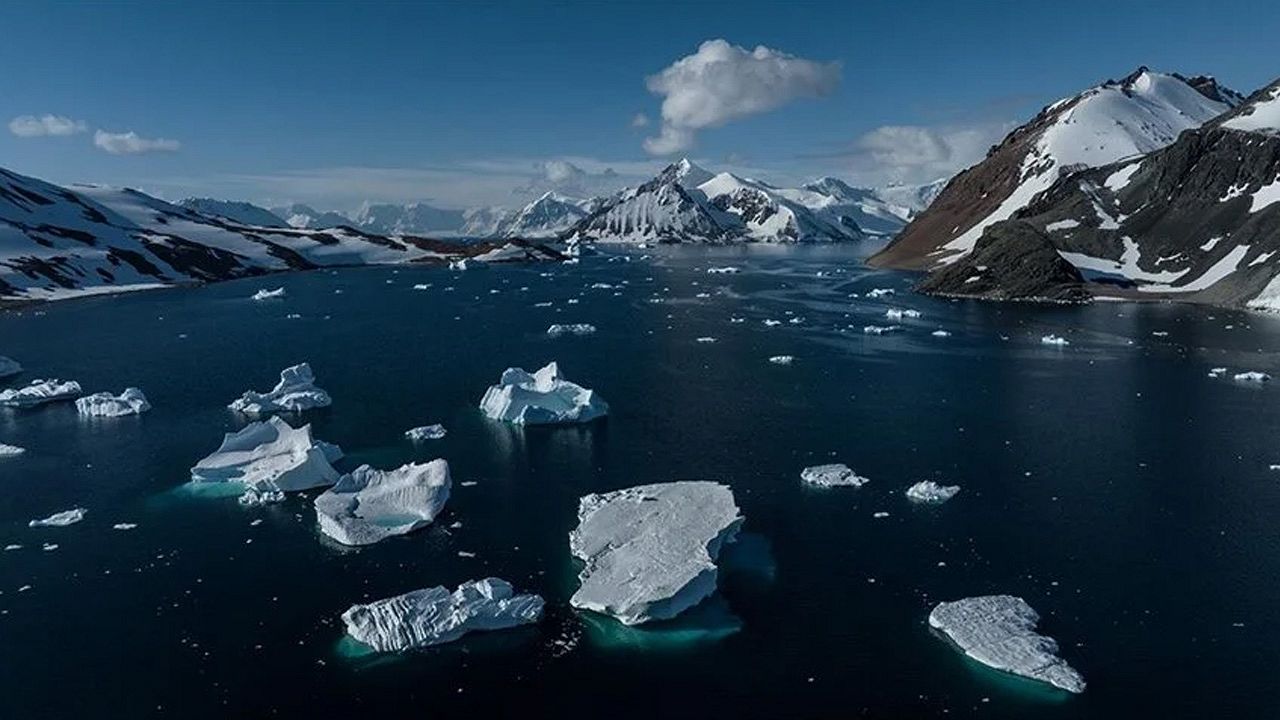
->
[8,114,87,137]
[516,159,622,197]
[93,130,181,155]
[643,39,840,155]
[846,122,1011,185]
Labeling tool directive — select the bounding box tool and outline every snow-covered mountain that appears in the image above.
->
[350,202,466,236]
[800,176,943,236]
[268,203,352,230]
[0,166,563,302]
[871,68,1243,269]
[179,198,288,228]
[569,160,735,243]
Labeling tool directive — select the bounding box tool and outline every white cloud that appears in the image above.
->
[8,114,87,137]
[517,159,622,197]
[630,113,650,128]
[845,122,1011,185]
[643,39,840,155]
[93,130,181,155]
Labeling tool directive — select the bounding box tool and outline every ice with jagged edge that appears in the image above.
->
[343,577,544,652]
[0,356,21,379]
[405,424,446,441]
[228,363,332,414]
[0,443,25,457]
[863,325,900,335]
[1234,371,1271,383]
[768,355,794,365]
[190,415,341,494]
[929,595,1086,693]
[29,507,87,528]
[1041,334,1070,347]
[801,463,869,488]
[75,388,151,417]
[547,323,597,337]
[569,481,743,626]
[906,480,961,503]
[315,460,451,546]
[479,361,608,425]
[251,287,285,300]
[0,379,82,408]
[886,308,921,320]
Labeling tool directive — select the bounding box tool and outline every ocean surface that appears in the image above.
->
[3,245,1280,718]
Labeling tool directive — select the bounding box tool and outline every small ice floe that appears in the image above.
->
[190,416,340,494]
[238,488,284,506]
[906,481,961,504]
[286,313,302,320]
[886,308,921,320]
[112,523,138,531]
[800,464,870,488]
[929,595,1085,694]
[4,544,21,551]
[42,543,58,551]
[413,284,431,290]
[931,330,952,338]
[867,288,895,298]
[707,266,740,274]
[228,363,332,414]
[1040,334,1070,347]
[546,323,597,337]
[479,362,608,425]
[768,355,794,365]
[75,388,151,417]
[405,424,447,442]
[251,287,286,301]
[1208,367,1228,378]
[696,337,717,344]
[0,443,25,457]
[342,578,544,652]
[872,511,890,518]
[763,319,782,327]
[0,356,22,379]
[29,508,87,528]
[569,481,742,625]
[1151,331,1169,337]
[863,325,900,335]
[1233,371,1271,383]
[729,316,745,324]
[0,379,82,408]
[315,460,451,546]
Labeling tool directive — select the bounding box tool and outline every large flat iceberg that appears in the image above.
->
[228,363,332,414]
[342,578,544,652]
[75,388,151,417]
[929,595,1085,693]
[190,415,340,493]
[315,460,451,546]
[0,379,82,408]
[569,481,742,626]
[479,362,608,425]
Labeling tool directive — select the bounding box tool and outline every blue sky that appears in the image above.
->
[2,0,1276,210]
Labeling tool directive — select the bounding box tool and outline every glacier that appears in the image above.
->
[800,463,870,488]
[569,481,742,626]
[0,379,82,408]
[315,460,451,546]
[75,388,151,417]
[190,415,340,493]
[479,362,608,425]
[228,363,332,414]
[342,578,544,652]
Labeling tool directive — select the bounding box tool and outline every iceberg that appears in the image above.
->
[932,330,952,337]
[867,288,895,298]
[0,379,82,408]
[1040,334,1070,347]
[342,578,544,652]
[707,266,740,274]
[569,481,743,626]
[190,415,340,493]
[404,424,447,441]
[768,355,794,365]
[800,463,870,488]
[0,443,25,457]
[546,323,597,337]
[449,258,470,270]
[929,595,1085,694]
[75,388,151,417]
[886,308,921,320]
[315,460,451,546]
[0,356,21,379]
[251,287,286,300]
[479,362,608,425]
[228,363,332,414]
[906,480,961,503]
[1234,371,1271,383]
[863,325,900,335]
[29,507,87,528]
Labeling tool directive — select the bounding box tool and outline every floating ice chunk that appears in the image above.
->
[867,288,895,298]
[75,388,151,417]
[412,283,431,290]
[696,337,717,343]
[863,325,900,335]
[342,578,544,652]
[569,481,742,626]
[29,508,87,528]
[886,308,921,320]
[929,595,1086,694]
[547,323,597,337]
[0,443,25,457]
[768,355,794,365]
[315,460,451,546]
[479,362,608,425]
[0,379,82,408]
[228,363,332,414]
[800,464,870,488]
[449,259,469,270]
[1208,367,1228,378]
[237,488,284,506]
[252,287,285,301]
[112,523,138,530]
[404,424,447,441]
[0,356,21,379]
[707,266,740,274]
[932,330,952,337]
[763,319,782,327]
[1040,334,1070,347]
[872,511,890,518]
[190,415,339,493]
[906,481,961,503]
[1234,371,1271,383]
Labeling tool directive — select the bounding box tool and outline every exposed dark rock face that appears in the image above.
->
[916,221,1089,303]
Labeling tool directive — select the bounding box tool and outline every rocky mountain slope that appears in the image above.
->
[179,198,288,228]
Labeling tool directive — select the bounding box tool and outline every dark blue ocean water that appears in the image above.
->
[3,246,1280,718]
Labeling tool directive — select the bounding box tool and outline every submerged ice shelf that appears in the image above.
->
[342,578,544,652]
